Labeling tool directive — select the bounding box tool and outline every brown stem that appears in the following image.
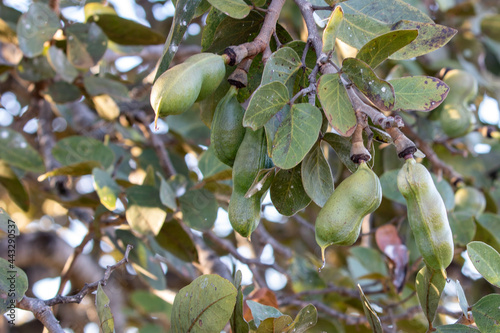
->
[223,0,286,65]
[350,112,371,163]
[228,57,253,88]
[17,297,64,333]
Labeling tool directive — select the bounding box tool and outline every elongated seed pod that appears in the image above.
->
[315,162,382,263]
[397,158,454,271]
[211,86,245,167]
[151,53,225,119]
[228,128,269,238]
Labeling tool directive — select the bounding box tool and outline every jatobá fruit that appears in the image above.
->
[151,53,226,127]
[315,162,382,265]
[397,158,454,271]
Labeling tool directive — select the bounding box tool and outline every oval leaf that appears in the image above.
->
[358,285,383,333]
[357,29,418,68]
[471,294,500,333]
[475,213,500,246]
[415,266,446,325]
[179,189,218,231]
[207,0,251,19]
[66,22,108,69]
[243,81,290,130]
[272,103,322,170]
[286,304,318,333]
[448,212,476,246]
[0,258,28,314]
[317,73,357,137]
[261,47,302,86]
[0,161,29,211]
[96,284,115,333]
[301,144,334,207]
[0,128,44,173]
[390,20,457,60]
[322,132,357,173]
[256,316,293,332]
[16,3,60,57]
[84,76,129,100]
[342,57,395,111]
[155,220,198,262]
[270,165,311,216]
[246,300,283,327]
[52,136,115,168]
[47,46,79,83]
[467,241,500,288]
[171,275,237,332]
[126,185,167,235]
[323,6,344,54]
[92,168,120,211]
[390,76,449,112]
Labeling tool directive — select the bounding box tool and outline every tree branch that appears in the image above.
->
[17,297,64,333]
[223,0,286,65]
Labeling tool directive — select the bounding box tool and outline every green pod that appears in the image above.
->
[454,186,486,218]
[439,104,475,138]
[151,53,226,119]
[315,162,382,262]
[397,158,454,271]
[228,128,268,238]
[211,86,245,167]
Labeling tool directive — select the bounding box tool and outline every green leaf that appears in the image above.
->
[390,76,449,112]
[448,212,476,246]
[126,185,167,235]
[155,219,198,262]
[38,161,101,181]
[16,3,60,57]
[358,285,383,333]
[0,128,44,173]
[455,280,470,319]
[243,81,290,130]
[201,7,226,51]
[198,146,231,180]
[467,241,500,288]
[0,208,18,236]
[261,47,302,86]
[47,46,79,83]
[85,3,165,45]
[157,173,177,211]
[154,0,202,81]
[390,20,457,60]
[322,6,344,54]
[0,160,29,211]
[472,294,500,333]
[52,136,115,169]
[171,274,237,333]
[96,284,114,333]
[270,165,311,216]
[356,29,418,68]
[415,266,446,325]
[206,10,263,53]
[285,304,318,333]
[317,73,356,136]
[230,270,249,333]
[43,81,82,104]
[256,316,293,332]
[0,258,28,315]
[179,189,218,231]
[246,300,283,327]
[265,105,290,157]
[475,213,500,246]
[130,290,172,315]
[83,76,129,100]
[322,133,357,173]
[434,324,480,333]
[92,168,120,211]
[481,15,500,42]
[17,55,56,82]
[342,57,395,111]
[114,230,166,290]
[66,22,108,69]
[350,247,388,276]
[301,144,334,207]
[272,103,322,170]
[338,0,432,49]
[206,0,251,19]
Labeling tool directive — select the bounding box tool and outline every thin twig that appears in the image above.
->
[45,245,133,306]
